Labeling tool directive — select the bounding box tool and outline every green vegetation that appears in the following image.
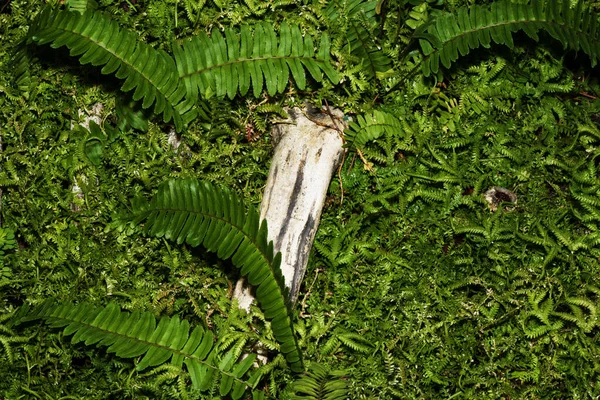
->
[2,0,600,398]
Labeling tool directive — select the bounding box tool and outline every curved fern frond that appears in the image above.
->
[336,332,372,354]
[0,310,29,363]
[10,42,36,98]
[548,223,588,252]
[522,292,564,338]
[418,0,600,76]
[344,110,403,149]
[20,301,261,398]
[323,0,391,79]
[27,6,193,131]
[130,178,303,372]
[0,228,16,258]
[290,363,348,400]
[173,22,339,101]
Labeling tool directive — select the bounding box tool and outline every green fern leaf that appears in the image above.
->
[290,363,348,400]
[323,0,391,79]
[65,0,97,13]
[517,231,547,247]
[20,301,258,396]
[174,22,338,101]
[549,223,588,252]
[10,42,36,99]
[0,228,16,258]
[131,178,303,372]
[0,310,29,363]
[553,297,598,333]
[344,110,403,150]
[419,0,600,76]
[337,332,372,354]
[28,6,193,131]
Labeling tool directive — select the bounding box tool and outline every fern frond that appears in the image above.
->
[549,224,588,252]
[522,312,563,339]
[554,299,597,333]
[65,0,98,13]
[578,124,600,141]
[528,290,548,310]
[28,7,193,131]
[323,0,391,79]
[566,297,596,316]
[521,291,568,338]
[10,42,37,99]
[571,187,600,208]
[0,228,16,258]
[173,22,338,101]
[517,232,547,247]
[130,178,303,372]
[255,103,288,119]
[290,363,349,400]
[419,0,600,76]
[405,187,447,205]
[585,285,600,297]
[20,301,259,397]
[344,110,403,150]
[337,332,372,354]
[0,311,29,363]
[453,223,487,237]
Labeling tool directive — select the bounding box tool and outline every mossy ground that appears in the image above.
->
[2,0,600,398]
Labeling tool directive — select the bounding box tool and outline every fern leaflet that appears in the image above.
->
[344,110,403,150]
[323,0,391,79]
[290,363,348,400]
[173,22,339,101]
[130,178,303,372]
[65,0,97,13]
[27,6,194,131]
[418,0,600,76]
[19,301,260,398]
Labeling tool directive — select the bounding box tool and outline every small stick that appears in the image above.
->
[300,267,321,318]
[579,92,597,100]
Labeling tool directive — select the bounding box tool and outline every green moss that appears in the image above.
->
[2,0,600,398]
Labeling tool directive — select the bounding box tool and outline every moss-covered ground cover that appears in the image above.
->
[2,0,600,398]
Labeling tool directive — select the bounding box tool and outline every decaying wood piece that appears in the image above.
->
[234,104,346,310]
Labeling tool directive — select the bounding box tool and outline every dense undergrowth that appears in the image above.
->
[2,0,600,398]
